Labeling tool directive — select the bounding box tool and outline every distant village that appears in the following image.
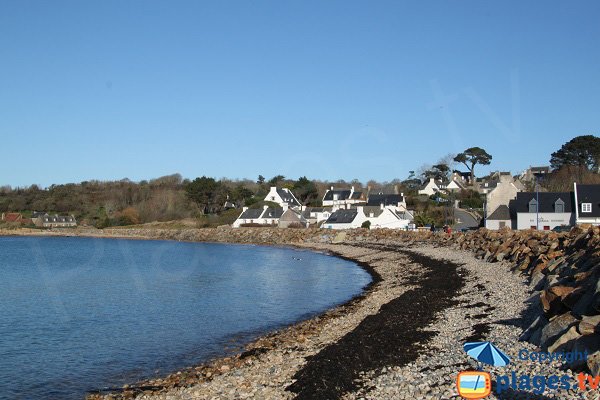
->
[228,166,600,231]
[1,136,599,231]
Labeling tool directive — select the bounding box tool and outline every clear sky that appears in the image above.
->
[1,1,599,187]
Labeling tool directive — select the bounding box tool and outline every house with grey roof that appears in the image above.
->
[418,178,446,196]
[574,183,600,225]
[484,174,522,230]
[264,187,301,209]
[232,204,292,228]
[279,209,309,228]
[520,166,551,183]
[510,192,575,230]
[301,207,333,225]
[323,205,413,230]
[486,205,513,230]
[366,193,405,208]
[34,214,77,228]
[322,186,365,207]
[323,207,367,230]
[363,205,413,229]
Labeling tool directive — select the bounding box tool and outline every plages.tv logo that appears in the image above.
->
[457,341,511,399]
[456,371,492,399]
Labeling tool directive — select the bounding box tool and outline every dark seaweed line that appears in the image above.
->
[286,245,466,400]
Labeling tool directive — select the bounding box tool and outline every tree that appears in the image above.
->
[293,176,319,205]
[453,147,492,184]
[550,135,600,172]
[268,175,285,186]
[423,164,450,181]
[257,175,265,185]
[232,184,254,204]
[185,176,225,214]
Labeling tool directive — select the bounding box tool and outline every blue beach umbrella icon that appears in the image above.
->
[463,341,510,368]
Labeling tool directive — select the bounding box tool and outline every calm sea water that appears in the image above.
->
[0,236,371,400]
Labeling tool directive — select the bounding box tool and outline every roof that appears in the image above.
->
[367,194,403,206]
[3,213,22,222]
[487,205,512,220]
[419,179,444,190]
[276,188,301,206]
[480,180,499,189]
[575,184,600,217]
[42,215,76,223]
[262,207,284,219]
[238,208,264,220]
[280,209,307,222]
[510,192,574,213]
[323,189,363,201]
[362,206,384,218]
[324,209,359,224]
[323,189,350,201]
[530,166,550,173]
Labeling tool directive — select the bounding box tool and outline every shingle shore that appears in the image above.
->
[3,227,598,399]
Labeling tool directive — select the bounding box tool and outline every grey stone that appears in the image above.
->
[540,313,578,349]
[548,326,581,353]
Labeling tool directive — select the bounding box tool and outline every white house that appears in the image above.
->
[513,192,575,231]
[323,207,368,229]
[574,183,600,225]
[418,178,445,196]
[322,186,364,207]
[484,174,521,230]
[366,193,406,208]
[486,205,513,230]
[264,187,301,209]
[232,205,284,228]
[446,179,466,192]
[33,214,77,228]
[301,207,333,225]
[363,205,413,229]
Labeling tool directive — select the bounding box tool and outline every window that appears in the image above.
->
[544,226,550,230]
[555,199,564,213]
[499,221,506,228]
[530,225,537,229]
[582,203,592,213]
[528,199,538,213]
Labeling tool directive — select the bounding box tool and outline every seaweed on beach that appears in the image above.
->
[286,247,465,400]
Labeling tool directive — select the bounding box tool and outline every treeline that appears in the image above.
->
[0,173,407,228]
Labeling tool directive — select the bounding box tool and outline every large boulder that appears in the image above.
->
[547,325,581,353]
[540,312,579,349]
[520,315,548,344]
[578,314,600,336]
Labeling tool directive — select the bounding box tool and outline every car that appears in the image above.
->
[552,225,571,233]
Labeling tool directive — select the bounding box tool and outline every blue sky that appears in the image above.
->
[1,1,599,187]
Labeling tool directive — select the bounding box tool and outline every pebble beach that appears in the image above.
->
[87,237,599,400]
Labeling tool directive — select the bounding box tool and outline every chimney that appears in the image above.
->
[380,203,384,210]
[282,203,288,212]
[330,186,334,191]
[357,206,363,214]
[263,205,269,210]
[243,207,248,212]
[401,192,404,197]
[394,185,399,194]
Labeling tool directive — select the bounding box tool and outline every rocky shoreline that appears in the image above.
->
[3,226,599,399]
